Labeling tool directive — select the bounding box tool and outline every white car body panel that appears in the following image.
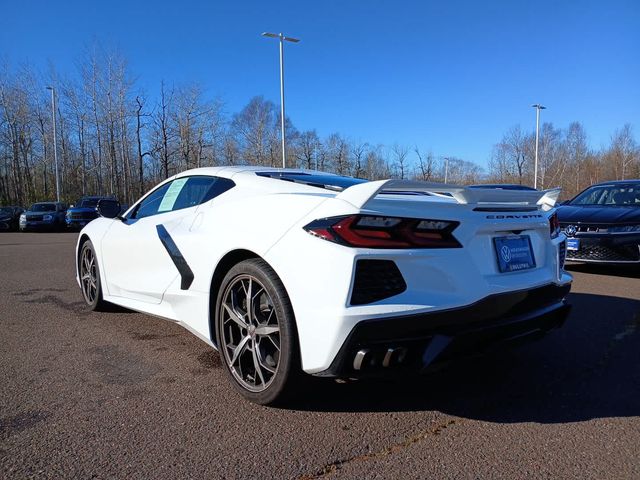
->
[76,166,572,374]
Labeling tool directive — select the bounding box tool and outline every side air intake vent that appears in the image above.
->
[350,260,407,305]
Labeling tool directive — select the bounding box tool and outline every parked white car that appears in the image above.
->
[76,167,572,404]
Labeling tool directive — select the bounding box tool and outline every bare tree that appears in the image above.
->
[0,48,636,206]
[414,147,436,181]
[489,125,529,185]
[391,143,409,179]
[232,96,279,166]
[135,95,151,196]
[324,133,350,175]
[608,124,638,180]
[564,121,589,192]
[351,141,369,178]
[153,80,174,179]
[297,130,320,169]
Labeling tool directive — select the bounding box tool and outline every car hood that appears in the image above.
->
[557,205,640,224]
[24,210,56,215]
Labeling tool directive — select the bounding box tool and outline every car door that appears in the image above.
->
[100,176,232,304]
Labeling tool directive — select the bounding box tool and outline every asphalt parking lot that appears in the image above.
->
[1,233,639,479]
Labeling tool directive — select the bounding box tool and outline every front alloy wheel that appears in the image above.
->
[79,240,107,310]
[216,259,299,405]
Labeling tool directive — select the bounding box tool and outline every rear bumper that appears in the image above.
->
[314,283,571,378]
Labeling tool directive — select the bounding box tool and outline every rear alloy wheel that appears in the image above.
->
[79,240,107,311]
[215,259,300,405]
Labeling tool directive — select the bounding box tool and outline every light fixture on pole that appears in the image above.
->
[531,104,546,190]
[46,86,61,202]
[262,32,300,168]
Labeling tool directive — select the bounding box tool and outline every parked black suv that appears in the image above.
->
[65,196,119,230]
[0,206,25,231]
[19,202,68,231]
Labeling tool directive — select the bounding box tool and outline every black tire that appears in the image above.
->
[215,258,301,405]
[79,240,108,311]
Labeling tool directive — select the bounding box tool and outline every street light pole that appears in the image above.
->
[262,32,300,168]
[46,86,60,202]
[531,104,546,190]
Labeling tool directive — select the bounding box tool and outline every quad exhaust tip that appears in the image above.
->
[353,347,408,371]
[353,349,370,371]
[383,347,408,367]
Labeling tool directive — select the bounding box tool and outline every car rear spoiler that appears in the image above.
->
[336,179,561,211]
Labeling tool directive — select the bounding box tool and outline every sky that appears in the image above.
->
[1,0,638,167]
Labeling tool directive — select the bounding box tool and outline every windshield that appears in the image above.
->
[570,184,640,206]
[78,198,100,208]
[29,203,57,212]
[0,207,13,215]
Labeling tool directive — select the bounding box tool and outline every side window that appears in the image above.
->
[172,177,235,210]
[200,177,235,203]
[131,182,173,219]
[130,176,235,220]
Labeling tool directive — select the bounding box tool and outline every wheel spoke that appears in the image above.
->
[264,308,275,324]
[255,325,279,336]
[255,347,276,374]
[267,335,281,352]
[223,303,248,329]
[230,335,251,365]
[251,347,266,386]
[245,278,253,322]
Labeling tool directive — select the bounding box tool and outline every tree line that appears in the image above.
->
[1,48,638,206]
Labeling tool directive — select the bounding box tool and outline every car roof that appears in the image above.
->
[591,179,640,186]
[172,166,352,194]
[172,166,336,179]
[78,196,114,201]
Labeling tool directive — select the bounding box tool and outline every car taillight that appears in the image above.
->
[303,215,461,248]
[549,212,560,239]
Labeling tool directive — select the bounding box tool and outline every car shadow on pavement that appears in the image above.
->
[565,262,640,279]
[289,292,640,424]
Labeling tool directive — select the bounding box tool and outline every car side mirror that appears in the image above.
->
[97,199,122,219]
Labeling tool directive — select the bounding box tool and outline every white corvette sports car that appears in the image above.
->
[76,166,572,404]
